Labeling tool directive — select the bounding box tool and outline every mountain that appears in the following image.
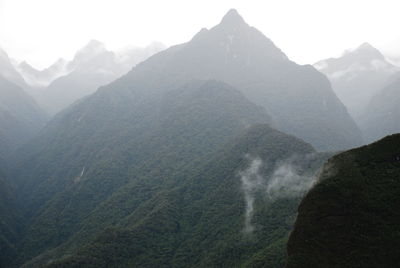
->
[286,134,400,268]
[360,74,400,142]
[16,58,69,88]
[10,9,358,266]
[75,8,360,151]
[22,124,330,268]
[0,75,46,157]
[12,79,272,265]
[33,40,165,116]
[314,43,399,120]
[0,48,28,88]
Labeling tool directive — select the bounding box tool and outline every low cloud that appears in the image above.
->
[239,154,318,234]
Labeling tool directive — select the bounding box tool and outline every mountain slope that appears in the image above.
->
[13,80,272,265]
[286,134,400,268]
[360,74,400,142]
[28,125,330,268]
[0,169,21,267]
[0,75,46,156]
[315,43,399,120]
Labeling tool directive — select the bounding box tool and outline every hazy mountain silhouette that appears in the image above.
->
[0,75,46,158]
[315,43,399,120]
[30,40,165,116]
[0,48,29,88]
[360,73,400,142]
[16,58,69,88]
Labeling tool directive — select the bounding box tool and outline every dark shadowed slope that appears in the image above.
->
[286,134,400,268]
[0,169,21,267]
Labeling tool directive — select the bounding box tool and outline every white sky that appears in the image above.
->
[1,0,399,69]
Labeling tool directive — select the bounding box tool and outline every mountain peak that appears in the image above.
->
[350,42,384,59]
[220,9,246,27]
[71,39,111,67]
[358,42,375,50]
[81,39,106,53]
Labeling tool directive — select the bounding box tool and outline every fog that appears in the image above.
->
[239,155,318,234]
[1,0,400,69]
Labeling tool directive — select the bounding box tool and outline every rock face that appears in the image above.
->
[315,43,399,121]
[286,134,400,268]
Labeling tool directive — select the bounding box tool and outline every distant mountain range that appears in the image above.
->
[315,43,400,143]
[0,48,29,88]
[41,8,360,151]
[16,58,69,88]
[17,40,166,116]
[315,43,399,120]
[360,74,400,142]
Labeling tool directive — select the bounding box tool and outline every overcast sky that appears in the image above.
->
[1,0,399,69]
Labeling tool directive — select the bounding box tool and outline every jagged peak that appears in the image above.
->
[358,42,375,50]
[71,39,111,67]
[79,39,106,52]
[345,42,384,59]
[219,9,247,28]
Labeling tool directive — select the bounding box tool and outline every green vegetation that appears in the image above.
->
[0,169,21,267]
[9,77,332,267]
[12,80,273,266]
[286,134,400,268]
[29,124,329,268]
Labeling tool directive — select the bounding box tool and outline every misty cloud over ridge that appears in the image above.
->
[239,153,320,234]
